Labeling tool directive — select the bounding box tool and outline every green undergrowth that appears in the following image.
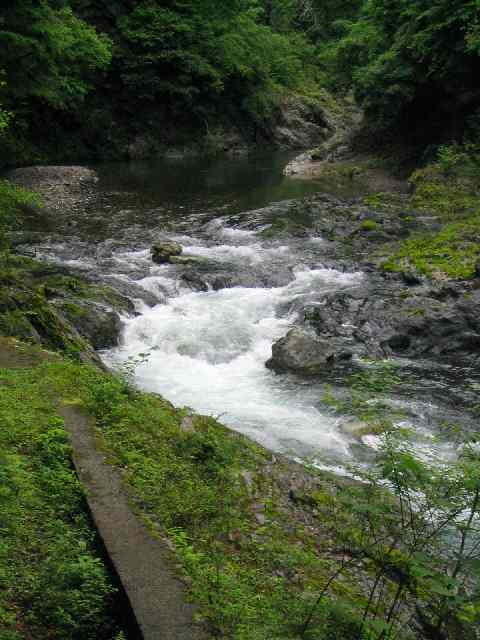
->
[0,347,122,639]
[381,147,480,279]
[45,360,371,639]
[0,345,403,639]
[0,180,41,252]
[324,361,404,435]
[3,342,480,639]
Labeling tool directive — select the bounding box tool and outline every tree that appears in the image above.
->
[333,0,480,134]
[116,0,313,122]
[0,0,112,110]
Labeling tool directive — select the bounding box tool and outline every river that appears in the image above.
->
[26,152,477,472]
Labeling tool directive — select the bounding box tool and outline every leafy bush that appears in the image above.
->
[116,0,314,125]
[0,1,112,110]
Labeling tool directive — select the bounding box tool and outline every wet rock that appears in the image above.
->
[180,273,210,292]
[284,152,312,176]
[401,270,424,286]
[179,258,294,293]
[54,300,122,350]
[339,419,370,441]
[102,278,163,307]
[169,255,206,266]
[267,285,480,375]
[151,241,183,264]
[266,328,355,375]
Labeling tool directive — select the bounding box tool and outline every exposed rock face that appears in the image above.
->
[272,98,331,149]
[271,93,361,151]
[267,284,480,375]
[151,241,183,264]
[54,300,122,350]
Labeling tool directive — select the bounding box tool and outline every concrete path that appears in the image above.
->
[60,404,207,640]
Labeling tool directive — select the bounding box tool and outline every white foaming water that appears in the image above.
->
[106,265,363,461]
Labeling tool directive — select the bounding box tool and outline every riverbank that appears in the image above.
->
[2,150,480,639]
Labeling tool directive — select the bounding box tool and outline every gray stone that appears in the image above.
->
[266,328,354,375]
[55,299,122,350]
[267,284,480,376]
[180,415,196,434]
[475,259,480,279]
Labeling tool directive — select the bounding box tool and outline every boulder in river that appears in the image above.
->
[475,259,480,279]
[151,241,183,264]
[266,328,355,375]
[267,283,480,375]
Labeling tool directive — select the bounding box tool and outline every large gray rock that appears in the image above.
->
[54,300,122,350]
[266,328,355,375]
[271,97,331,149]
[8,166,99,217]
[267,284,480,375]
[151,241,183,264]
[8,165,98,187]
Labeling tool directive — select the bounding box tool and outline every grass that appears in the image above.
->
[2,339,477,639]
[0,344,121,640]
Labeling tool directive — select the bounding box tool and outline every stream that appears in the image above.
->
[24,152,478,472]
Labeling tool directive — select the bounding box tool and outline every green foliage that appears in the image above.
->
[0,0,112,110]
[115,0,315,125]
[0,77,12,134]
[382,147,480,279]
[2,339,480,639]
[330,0,480,131]
[383,215,480,279]
[0,363,119,639]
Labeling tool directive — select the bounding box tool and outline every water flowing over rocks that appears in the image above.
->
[9,155,480,470]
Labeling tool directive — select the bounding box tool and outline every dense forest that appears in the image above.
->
[1,0,479,165]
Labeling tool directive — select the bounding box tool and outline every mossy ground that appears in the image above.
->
[0,255,128,360]
[380,160,480,279]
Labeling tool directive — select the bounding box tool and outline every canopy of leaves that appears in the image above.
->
[0,0,112,110]
[331,0,480,133]
[114,0,315,122]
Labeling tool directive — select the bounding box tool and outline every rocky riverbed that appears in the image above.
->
[6,157,480,471]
